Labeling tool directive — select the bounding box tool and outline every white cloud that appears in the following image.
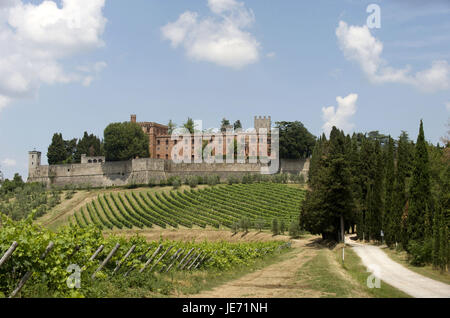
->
[266,52,276,58]
[0,0,107,112]
[322,93,358,136]
[0,95,10,111]
[336,21,450,93]
[446,101,450,112]
[1,158,16,167]
[161,0,260,69]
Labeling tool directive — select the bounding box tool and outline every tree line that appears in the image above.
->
[301,121,449,270]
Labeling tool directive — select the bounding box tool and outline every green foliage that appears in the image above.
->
[74,132,103,163]
[407,239,433,266]
[407,120,432,244]
[47,133,69,165]
[0,173,25,194]
[167,120,176,135]
[172,178,181,189]
[288,220,302,238]
[276,121,316,159]
[301,127,354,240]
[220,118,231,132]
[0,181,58,220]
[183,118,195,134]
[279,219,286,234]
[0,215,286,297]
[238,217,251,232]
[188,176,198,188]
[272,218,279,236]
[104,122,149,161]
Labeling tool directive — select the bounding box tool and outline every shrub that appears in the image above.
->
[280,219,286,234]
[255,218,265,232]
[227,176,240,185]
[272,219,279,236]
[231,221,239,234]
[239,217,251,232]
[408,238,433,266]
[207,175,220,186]
[172,178,181,189]
[289,220,301,238]
[188,177,198,188]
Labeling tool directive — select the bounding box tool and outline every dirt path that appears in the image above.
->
[346,237,450,298]
[190,237,323,298]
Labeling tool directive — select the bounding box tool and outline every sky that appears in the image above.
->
[0,0,449,179]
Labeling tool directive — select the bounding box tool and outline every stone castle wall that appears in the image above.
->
[28,158,309,188]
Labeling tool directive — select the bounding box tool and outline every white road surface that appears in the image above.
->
[346,237,450,298]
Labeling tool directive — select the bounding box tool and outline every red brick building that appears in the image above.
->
[131,115,272,161]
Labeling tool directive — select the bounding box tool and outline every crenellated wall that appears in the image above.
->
[28,158,309,188]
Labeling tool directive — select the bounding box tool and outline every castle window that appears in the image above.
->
[191,139,194,144]
[99,159,103,163]
[157,154,160,159]
[157,140,160,145]
[165,139,168,145]
[93,159,97,163]
[165,154,168,159]
[88,160,92,163]
[174,140,177,145]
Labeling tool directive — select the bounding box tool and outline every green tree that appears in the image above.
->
[407,120,432,244]
[384,136,396,246]
[272,218,279,235]
[233,120,242,131]
[366,141,384,241]
[47,133,67,165]
[276,121,316,159]
[74,132,103,162]
[301,127,354,241]
[168,120,176,135]
[392,131,413,247]
[183,118,195,134]
[103,122,149,161]
[220,118,231,132]
[280,219,286,234]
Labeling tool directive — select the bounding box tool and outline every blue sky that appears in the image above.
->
[0,0,449,179]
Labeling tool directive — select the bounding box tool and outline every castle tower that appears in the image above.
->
[254,115,271,132]
[131,114,137,123]
[28,150,41,173]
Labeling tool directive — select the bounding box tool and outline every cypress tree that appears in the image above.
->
[384,136,395,246]
[392,131,412,247]
[47,133,67,165]
[408,120,432,243]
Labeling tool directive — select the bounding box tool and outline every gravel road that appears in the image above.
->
[346,237,450,298]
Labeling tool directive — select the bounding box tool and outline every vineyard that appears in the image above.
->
[70,183,305,230]
[0,215,290,298]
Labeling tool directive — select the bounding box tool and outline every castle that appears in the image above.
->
[133,115,272,160]
[27,115,309,188]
